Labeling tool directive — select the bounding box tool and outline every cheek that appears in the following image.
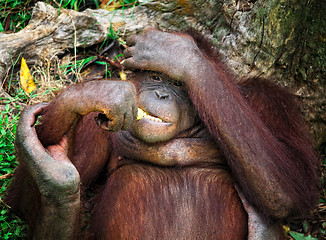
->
[138,90,180,123]
[179,104,198,131]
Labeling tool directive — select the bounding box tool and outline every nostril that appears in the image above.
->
[155,90,170,100]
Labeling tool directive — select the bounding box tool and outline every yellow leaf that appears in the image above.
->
[282,225,290,234]
[119,71,127,80]
[20,57,36,94]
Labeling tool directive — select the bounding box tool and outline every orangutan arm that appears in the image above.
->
[123,29,319,219]
[36,80,137,147]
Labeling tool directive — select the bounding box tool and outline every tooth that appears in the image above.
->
[136,108,163,122]
[137,108,144,120]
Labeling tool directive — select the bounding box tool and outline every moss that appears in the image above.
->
[248,0,326,83]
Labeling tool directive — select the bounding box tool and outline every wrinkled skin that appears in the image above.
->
[128,72,197,143]
[14,103,80,240]
[8,29,319,240]
[124,31,199,82]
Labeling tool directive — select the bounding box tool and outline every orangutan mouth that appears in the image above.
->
[137,108,163,123]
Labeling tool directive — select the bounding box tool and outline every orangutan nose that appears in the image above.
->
[155,90,170,100]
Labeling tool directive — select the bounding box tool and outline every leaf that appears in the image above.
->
[289,231,318,240]
[283,225,290,234]
[119,71,127,80]
[20,57,36,94]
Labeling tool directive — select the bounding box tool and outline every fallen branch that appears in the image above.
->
[0,173,14,180]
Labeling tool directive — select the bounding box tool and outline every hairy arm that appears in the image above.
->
[123,29,319,219]
[15,103,80,240]
[36,80,137,147]
[36,80,138,184]
[13,80,138,239]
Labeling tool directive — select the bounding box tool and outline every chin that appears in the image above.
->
[131,118,177,144]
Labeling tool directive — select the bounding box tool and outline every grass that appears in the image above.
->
[0,0,33,32]
[0,0,88,32]
[0,99,27,239]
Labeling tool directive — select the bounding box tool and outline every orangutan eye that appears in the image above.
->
[168,79,183,87]
[151,75,161,81]
[173,80,183,87]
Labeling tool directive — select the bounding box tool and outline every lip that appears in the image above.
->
[131,108,177,143]
[137,117,173,126]
[131,114,175,143]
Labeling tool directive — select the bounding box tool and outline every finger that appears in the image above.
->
[21,102,49,127]
[234,184,254,212]
[123,58,144,70]
[47,145,70,163]
[107,115,124,132]
[132,104,138,120]
[58,135,68,154]
[126,35,141,46]
[31,102,50,115]
[121,109,134,130]
[123,46,136,58]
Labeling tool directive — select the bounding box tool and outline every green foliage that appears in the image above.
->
[289,231,318,240]
[0,208,27,240]
[0,101,27,239]
[60,55,97,76]
[0,103,20,175]
[0,0,137,33]
[56,0,99,11]
[95,60,112,78]
[0,0,34,32]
